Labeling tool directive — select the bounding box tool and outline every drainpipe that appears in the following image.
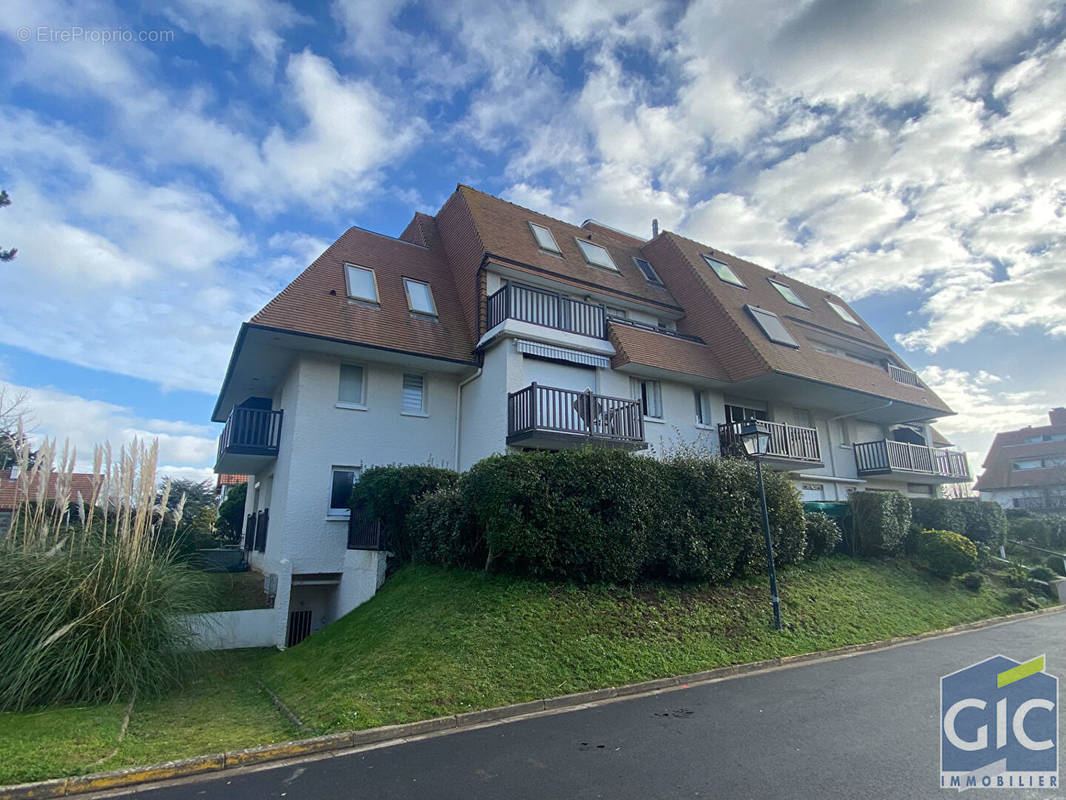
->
[825,399,894,486]
[455,367,482,471]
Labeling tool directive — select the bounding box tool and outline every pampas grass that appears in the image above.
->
[0,425,209,710]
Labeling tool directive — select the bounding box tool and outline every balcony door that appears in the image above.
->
[522,357,597,433]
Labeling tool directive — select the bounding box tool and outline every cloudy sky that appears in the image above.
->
[0,0,1063,484]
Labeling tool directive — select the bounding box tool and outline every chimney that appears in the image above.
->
[1050,407,1066,426]
[652,219,659,238]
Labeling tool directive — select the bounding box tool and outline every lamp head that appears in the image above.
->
[738,419,771,456]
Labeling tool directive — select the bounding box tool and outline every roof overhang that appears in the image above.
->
[212,323,478,422]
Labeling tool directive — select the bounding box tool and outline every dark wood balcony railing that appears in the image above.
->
[487,283,606,339]
[718,420,822,464]
[854,439,970,480]
[507,383,644,445]
[217,406,282,463]
[348,513,384,550]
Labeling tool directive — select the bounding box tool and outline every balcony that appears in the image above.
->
[853,439,970,483]
[507,383,645,450]
[888,364,922,388]
[487,282,606,339]
[718,420,823,468]
[215,407,282,474]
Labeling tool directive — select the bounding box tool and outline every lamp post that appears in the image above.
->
[737,420,783,631]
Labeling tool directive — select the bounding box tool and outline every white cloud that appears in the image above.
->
[161,0,308,71]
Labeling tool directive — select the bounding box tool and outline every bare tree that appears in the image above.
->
[0,386,35,469]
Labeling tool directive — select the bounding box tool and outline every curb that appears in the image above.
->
[3,603,1062,799]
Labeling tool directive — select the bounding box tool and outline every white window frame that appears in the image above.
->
[403,277,437,316]
[401,373,427,417]
[528,222,561,254]
[838,419,852,447]
[768,278,809,308]
[344,263,380,304]
[328,466,360,519]
[632,378,663,420]
[633,257,664,285]
[575,238,618,271]
[695,390,713,428]
[337,363,367,410]
[702,254,746,288]
[827,299,861,326]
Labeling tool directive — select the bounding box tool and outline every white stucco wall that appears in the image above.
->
[182,609,279,651]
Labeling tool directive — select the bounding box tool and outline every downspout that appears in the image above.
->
[455,367,482,471]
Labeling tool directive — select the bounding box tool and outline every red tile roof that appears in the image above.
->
[0,468,99,510]
[974,412,1066,491]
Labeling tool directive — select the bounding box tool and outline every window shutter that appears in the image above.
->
[402,374,424,413]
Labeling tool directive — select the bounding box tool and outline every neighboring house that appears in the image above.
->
[0,466,98,536]
[215,473,248,504]
[975,408,1066,511]
[212,185,966,647]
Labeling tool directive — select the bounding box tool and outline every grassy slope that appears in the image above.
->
[0,557,1054,785]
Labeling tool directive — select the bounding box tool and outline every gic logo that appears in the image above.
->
[941,654,1058,791]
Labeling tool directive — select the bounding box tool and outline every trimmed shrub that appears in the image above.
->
[917,529,978,577]
[1029,565,1056,582]
[910,498,1007,547]
[1010,516,1052,547]
[849,491,911,555]
[959,572,983,591]
[1003,588,1029,607]
[803,512,842,559]
[910,498,965,536]
[349,465,459,562]
[409,486,483,569]
[1047,555,1066,576]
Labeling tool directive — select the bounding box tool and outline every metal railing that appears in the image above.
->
[507,383,644,444]
[486,283,606,339]
[718,420,822,463]
[888,364,922,387]
[217,406,283,462]
[853,439,970,479]
[348,514,384,550]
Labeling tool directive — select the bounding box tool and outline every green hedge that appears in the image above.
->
[349,465,459,562]
[849,491,911,555]
[917,529,978,577]
[395,449,810,586]
[804,512,842,559]
[910,498,1006,546]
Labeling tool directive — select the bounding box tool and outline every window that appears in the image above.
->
[402,374,425,415]
[529,222,561,254]
[695,391,713,426]
[1013,456,1066,470]
[838,419,852,446]
[338,364,365,407]
[702,254,746,288]
[633,257,663,285]
[403,278,437,316]
[746,305,799,347]
[632,379,663,419]
[344,264,379,303]
[576,239,618,271]
[658,319,677,332]
[329,467,359,516]
[605,305,628,320]
[725,404,768,424]
[907,483,934,496]
[768,279,808,308]
[827,300,861,326]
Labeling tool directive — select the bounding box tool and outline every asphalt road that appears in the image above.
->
[122,613,1066,800]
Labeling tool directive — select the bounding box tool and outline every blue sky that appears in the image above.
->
[1,0,1064,483]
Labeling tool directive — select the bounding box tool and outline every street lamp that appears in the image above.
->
[737,419,783,631]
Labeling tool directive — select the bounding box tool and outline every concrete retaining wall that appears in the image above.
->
[182,609,279,651]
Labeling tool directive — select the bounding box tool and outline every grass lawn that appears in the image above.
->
[0,556,1057,786]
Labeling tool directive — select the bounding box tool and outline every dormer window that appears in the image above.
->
[703,255,746,288]
[633,257,664,285]
[768,279,808,308]
[576,239,618,271]
[344,264,379,304]
[827,300,861,326]
[746,305,799,347]
[403,278,437,316]
[529,222,561,254]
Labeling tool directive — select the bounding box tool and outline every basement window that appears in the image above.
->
[529,222,561,254]
[344,264,379,304]
[768,279,808,308]
[746,305,799,348]
[827,300,862,326]
[403,278,437,316]
[702,255,746,288]
[576,239,618,271]
[633,257,664,285]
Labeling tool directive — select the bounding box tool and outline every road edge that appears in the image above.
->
[3,603,1063,800]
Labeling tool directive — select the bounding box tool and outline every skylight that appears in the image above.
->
[528,222,561,254]
[746,305,799,347]
[576,239,618,271]
[403,278,437,316]
[633,257,663,285]
[344,264,379,303]
[702,255,746,288]
[827,300,861,326]
[768,279,808,308]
